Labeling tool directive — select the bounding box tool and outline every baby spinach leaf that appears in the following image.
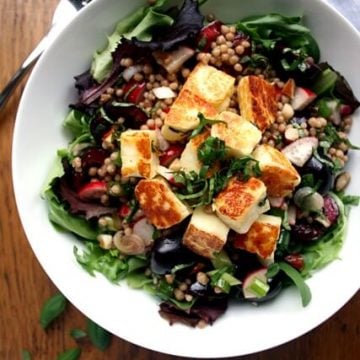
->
[87,319,112,351]
[21,350,32,360]
[40,293,67,329]
[70,328,87,340]
[57,348,81,360]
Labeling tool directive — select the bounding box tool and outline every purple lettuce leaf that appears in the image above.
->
[76,40,149,106]
[56,178,117,220]
[132,0,204,51]
[159,298,227,327]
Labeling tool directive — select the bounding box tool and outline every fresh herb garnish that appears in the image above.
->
[197,136,227,165]
[323,123,360,150]
[40,293,67,329]
[190,113,227,138]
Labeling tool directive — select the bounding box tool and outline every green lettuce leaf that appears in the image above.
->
[74,243,149,283]
[44,187,98,241]
[91,0,173,82]
[301,193,346,277]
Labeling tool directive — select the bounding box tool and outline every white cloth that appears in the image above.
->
[327,0,360,30]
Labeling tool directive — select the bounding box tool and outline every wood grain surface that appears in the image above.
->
[0,0,359,359]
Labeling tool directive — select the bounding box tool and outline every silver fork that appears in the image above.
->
[0,0,91,109]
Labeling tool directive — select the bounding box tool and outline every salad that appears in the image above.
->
[43,0,359,327]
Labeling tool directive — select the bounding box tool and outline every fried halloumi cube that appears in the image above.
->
[163,89,218,133]
[211,111,262,157]
[179,131,209,173]
[213,177,269,234]
[134,178,191,229]
[232,214,281,260]
[252,144,301,197]
[120,130,159,178]
[183,64,235,111]
[237,76,277,132]
[183,207,230,258]
[161,124,188,142]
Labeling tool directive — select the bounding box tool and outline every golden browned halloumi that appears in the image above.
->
[179,131,209,173]
[252,144,301,197]
[211,111,262,157]
[120,130,159,178]
[183,64,235,111]
[134,178,191,229]
[161,124,188,142]
[232,214,281,260]
[163,89,218,133]
[183,207,230,258]
[213,177,269,234]
[237,76,277,132]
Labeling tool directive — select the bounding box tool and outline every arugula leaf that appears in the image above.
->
[40,293,67,329]
[57,348,81,360]
[338,194,360,206]
[237,13,320,75]
[87,319,112,351]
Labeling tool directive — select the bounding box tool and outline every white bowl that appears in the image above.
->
[12,0,360,357]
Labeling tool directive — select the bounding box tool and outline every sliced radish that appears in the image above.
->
[159,143,184,166]
[118,203,131,218]
[123,81,146,104]
[287,204,297,226]
[242,268,269,299]
[122,65,143,82]
[78,180,107,200]
[268,196,285,208]
[153,46,195,74]
[340,104,352,116]
[284,254,304,271]
[282,136,319,167]
[133,217,155,246]
[291,87,317,111]
[152,86,176,99]
[157,166,183,187]
[197,20,222,51]
[155,128,170,152]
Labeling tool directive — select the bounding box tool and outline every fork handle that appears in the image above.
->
[0,55,39,109]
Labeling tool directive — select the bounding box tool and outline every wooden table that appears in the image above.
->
[0,1,359,359]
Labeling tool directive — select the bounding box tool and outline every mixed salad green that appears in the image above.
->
[43,0,359,327]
